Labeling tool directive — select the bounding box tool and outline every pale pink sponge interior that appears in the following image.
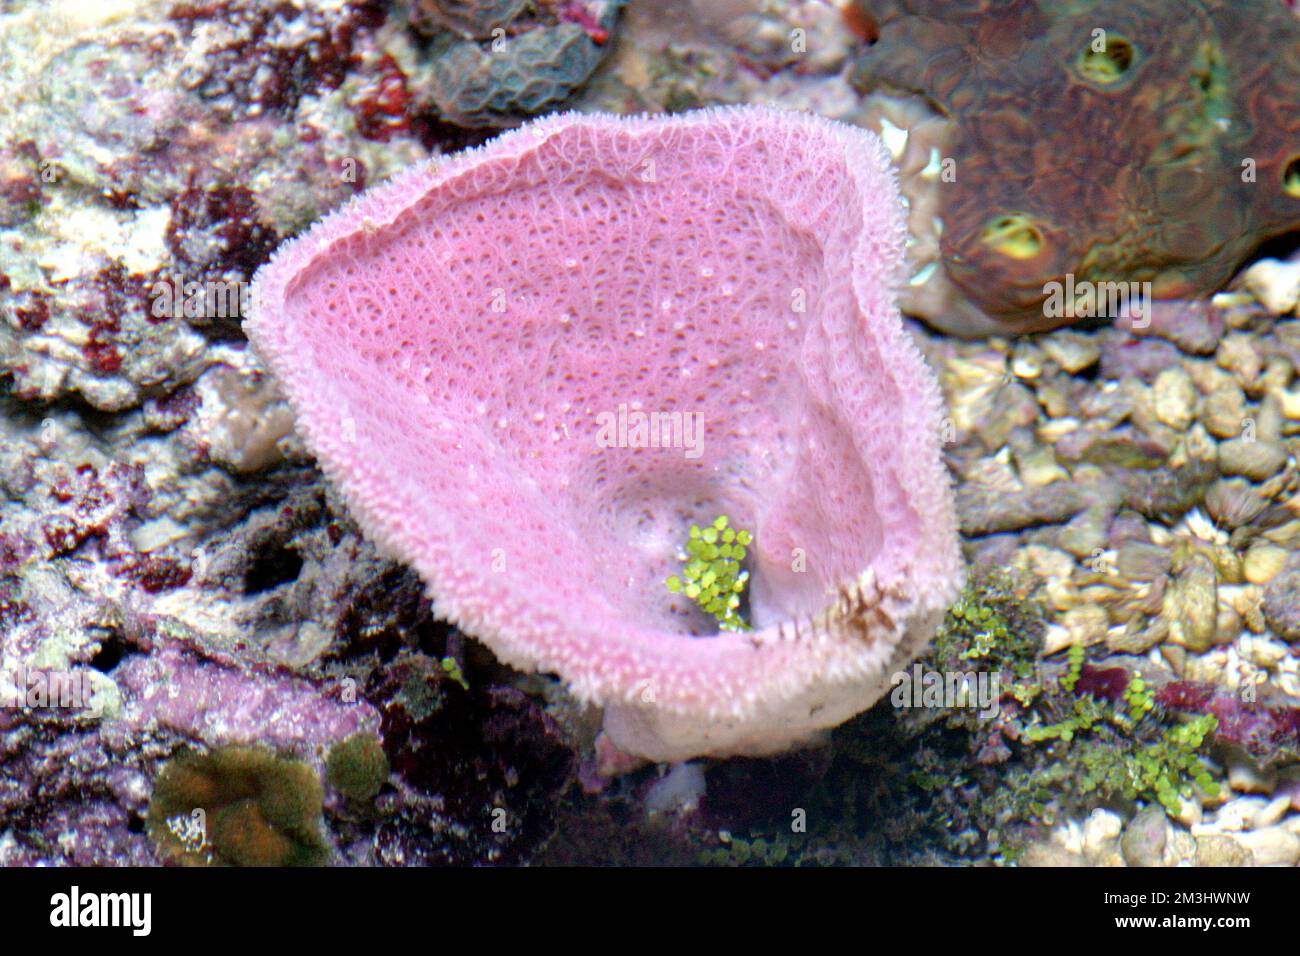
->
[247,106,963,762]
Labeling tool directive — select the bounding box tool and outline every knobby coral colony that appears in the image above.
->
[246,106,963,765]
[146,746,328,867]
[851,0,1300,335]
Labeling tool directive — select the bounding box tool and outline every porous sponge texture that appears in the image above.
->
[248,106,962,761]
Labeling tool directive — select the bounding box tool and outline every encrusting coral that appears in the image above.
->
[851,0,1300,335]
[246,105,963,764]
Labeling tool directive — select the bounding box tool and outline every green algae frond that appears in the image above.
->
[1023,657,1221,817]
[665,515,753,632]
[933,573,1044,681]
[440,655,469,691]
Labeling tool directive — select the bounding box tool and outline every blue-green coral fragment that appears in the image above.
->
[666,515,753,632]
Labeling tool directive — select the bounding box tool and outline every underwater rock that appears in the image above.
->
[957,480,1090,535]
[0,0,393,411]
[1164,553,1219,653]
[1133,301,1226,356]
[0,0,616,411]
[1230,825,1300,865]
[0,711,177,866]
[1201,383,1250,439]
[1263,559,1300,643]
[424,2,626,127]
[1243,256,1300,317]
[1099,334,1185,384]
[1205,479,1267,531]
[1080,808,1124,866]
[1243,542,1288,585]
[358,658,576,865]
[1195,833,1254,866]
[1151,368,1197,431]
[0,398,390,862]
[115,641,380,754]
[851,0,1300,335]
[1020,842,1087,866]
[1218,437,1289,482]
[1121,805,1183,866]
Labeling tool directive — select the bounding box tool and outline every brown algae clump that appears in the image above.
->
[146,745,328,866]
[326,732,390,803]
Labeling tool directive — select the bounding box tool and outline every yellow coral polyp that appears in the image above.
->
[1284,156,1300,199]
[1077,34,1136,85]
[979,214,1045,260]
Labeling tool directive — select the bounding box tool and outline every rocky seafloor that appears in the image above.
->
[2,0,1300,867]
